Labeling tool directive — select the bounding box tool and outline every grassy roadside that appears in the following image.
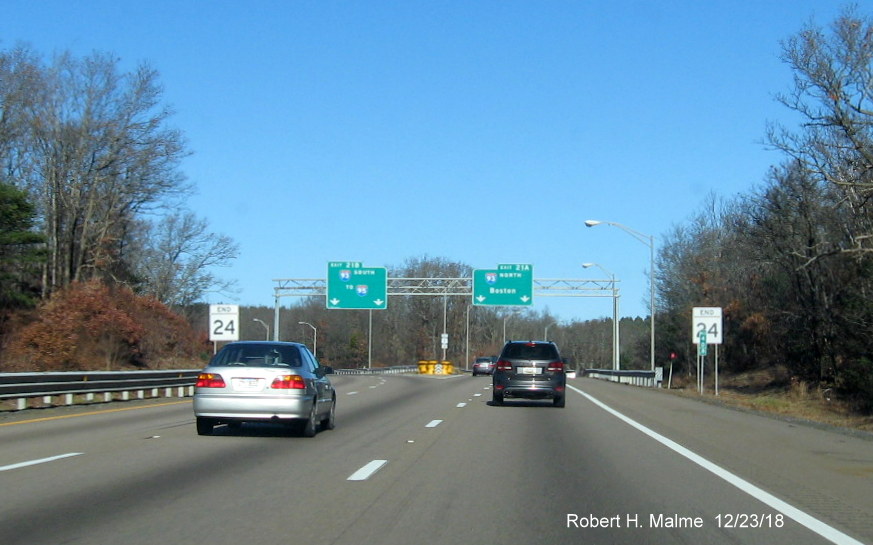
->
[663,369,873,434]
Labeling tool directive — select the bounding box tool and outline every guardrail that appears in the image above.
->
[583,368,662,388]
[0,366,424,411]
[332,366,420,376]
[0,370,201,411]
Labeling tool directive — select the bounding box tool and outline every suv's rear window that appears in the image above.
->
[211,344,302,367]
[502,343,559,360]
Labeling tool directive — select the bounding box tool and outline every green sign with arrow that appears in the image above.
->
[472,264,533,306]
[326,262,387,310]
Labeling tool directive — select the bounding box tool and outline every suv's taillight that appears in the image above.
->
[547,361,564,373]
[496,359,513,371]
[196,373,226,388]
[270,375,306,389]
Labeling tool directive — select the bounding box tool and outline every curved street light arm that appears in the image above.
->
[585,220,652,247]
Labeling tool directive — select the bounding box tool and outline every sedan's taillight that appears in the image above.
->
[196,373,226,388]
[270,375,306,389]
[547,361,564,373]
[496,360,513,371]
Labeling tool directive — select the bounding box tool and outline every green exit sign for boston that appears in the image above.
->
[472,264,533,306]
[326,262,387,310]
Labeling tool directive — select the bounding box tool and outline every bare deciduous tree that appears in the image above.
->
[134,211,239,309]
[1,46,238,312]
[767,6,873,255]
[17,50,190,293]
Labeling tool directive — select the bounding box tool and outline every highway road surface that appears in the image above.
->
[0,374,870,545]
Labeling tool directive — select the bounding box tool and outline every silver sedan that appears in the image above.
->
[193,341,335,437]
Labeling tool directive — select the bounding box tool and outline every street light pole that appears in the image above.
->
[544,321,556,341]
[503,314,509,344]
[297,321,317,358]
[253,318,269,341]
[272,290,281,342]
[582,262,620,371]
[465,305,471,372]
[441,293,448,361]
[585,220,655,371]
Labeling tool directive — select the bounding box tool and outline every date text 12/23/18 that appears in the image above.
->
[566,513,785,529]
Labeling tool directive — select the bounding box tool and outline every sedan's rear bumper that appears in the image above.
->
[193,393,312,420]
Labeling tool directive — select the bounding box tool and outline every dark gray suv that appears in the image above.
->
[492,341,566,407]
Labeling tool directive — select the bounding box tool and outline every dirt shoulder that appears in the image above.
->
[663,369,873,435]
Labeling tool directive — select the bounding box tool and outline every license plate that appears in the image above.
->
[233,378,262,390]
[518,367,542,375]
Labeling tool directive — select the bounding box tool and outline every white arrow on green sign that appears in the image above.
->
[326,262,387,310]
[472,264,533,306]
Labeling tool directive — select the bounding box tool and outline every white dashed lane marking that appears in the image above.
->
[347,460,388,481]
[0,452,82,472]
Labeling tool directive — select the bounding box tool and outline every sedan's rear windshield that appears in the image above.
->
[502,343,559,360]
[210,344,302,367]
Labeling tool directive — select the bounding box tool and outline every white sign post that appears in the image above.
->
[692,307,723,395]
[209,305,239,351]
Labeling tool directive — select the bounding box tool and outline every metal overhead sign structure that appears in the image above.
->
[472,264,534,306]
[274,276,612,300]
[326,262,388,310]
[275,270,616,373]
[273,272,614,348]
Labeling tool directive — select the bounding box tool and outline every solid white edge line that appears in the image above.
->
[567,384,864,545]
[0,452,83,472]
[347,459,388,481]
[426,419,443,428]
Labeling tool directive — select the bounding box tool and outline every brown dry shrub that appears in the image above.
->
[5,280,202,371]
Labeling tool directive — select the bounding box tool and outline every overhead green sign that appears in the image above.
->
[326,262,387,310]
[472,264,533,306]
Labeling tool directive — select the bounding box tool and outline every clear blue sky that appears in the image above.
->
[8,0,849,322]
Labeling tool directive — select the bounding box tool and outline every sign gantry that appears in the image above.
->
[272,277,617,300]
[270,274,620,346]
